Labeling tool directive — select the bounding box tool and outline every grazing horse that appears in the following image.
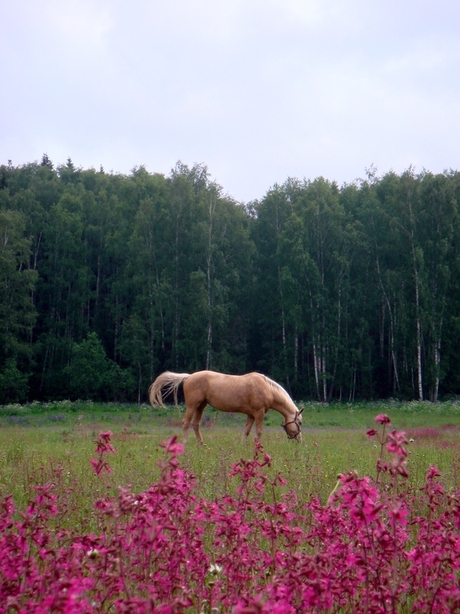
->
[148,370,303,444]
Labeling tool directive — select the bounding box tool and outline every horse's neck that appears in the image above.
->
[272,390,297,420]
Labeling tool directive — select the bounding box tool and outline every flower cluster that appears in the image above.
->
[367,413,409,481]
[90,430,116,475]
[0,421,458,612]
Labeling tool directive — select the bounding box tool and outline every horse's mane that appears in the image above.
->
[261,374,297,410]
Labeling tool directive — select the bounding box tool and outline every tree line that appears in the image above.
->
[1,156,460,404]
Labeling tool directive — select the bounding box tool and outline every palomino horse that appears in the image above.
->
[148,370,303,444]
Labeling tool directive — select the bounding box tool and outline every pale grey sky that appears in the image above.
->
[1,0,460,202]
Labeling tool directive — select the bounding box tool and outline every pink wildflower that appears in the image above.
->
[426,465,441,480]
[159,435,184,456]
[386,430,408,458]
[390,501,409,526]
[90,431,116,475]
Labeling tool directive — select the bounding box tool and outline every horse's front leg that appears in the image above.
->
[241,415,255,443]
[254,410,265,441]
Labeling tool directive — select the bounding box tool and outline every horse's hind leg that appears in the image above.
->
[191,402,207,445]
[182,406,194,443]
[182,402,206,445]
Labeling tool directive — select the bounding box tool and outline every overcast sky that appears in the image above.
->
[2,1,460,202]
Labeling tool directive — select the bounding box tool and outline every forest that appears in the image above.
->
[1,155,460,404]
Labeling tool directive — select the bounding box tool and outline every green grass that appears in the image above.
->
[0,400,459,530]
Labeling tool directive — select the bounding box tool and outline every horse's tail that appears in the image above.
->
[148,371,190,407]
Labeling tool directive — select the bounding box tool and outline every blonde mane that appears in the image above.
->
[262,374,287,394]
[261,374,298,412]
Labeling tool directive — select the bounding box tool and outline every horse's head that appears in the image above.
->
[282,407,303,442]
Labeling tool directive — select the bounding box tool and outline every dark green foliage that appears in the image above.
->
[64,332,134,401]
[1,158,460,402]
[0,208,38,402]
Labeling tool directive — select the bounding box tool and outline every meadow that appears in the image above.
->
[0,400,459,612]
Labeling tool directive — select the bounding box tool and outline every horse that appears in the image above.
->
[148,370,303,444]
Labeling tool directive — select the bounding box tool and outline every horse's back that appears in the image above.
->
[183,370,272,412]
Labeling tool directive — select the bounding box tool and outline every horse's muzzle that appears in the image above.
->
[282,418,302,441]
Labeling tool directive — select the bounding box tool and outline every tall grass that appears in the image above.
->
[0,400,459,521]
